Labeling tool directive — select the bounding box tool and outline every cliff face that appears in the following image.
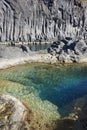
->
[0,0,87,43]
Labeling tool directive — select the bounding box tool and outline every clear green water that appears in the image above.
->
[0,63,87,117]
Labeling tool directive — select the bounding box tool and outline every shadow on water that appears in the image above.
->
[55,118,76,130]
[55,101,87,130]
[39,79,87,116]
[39,79,87,106]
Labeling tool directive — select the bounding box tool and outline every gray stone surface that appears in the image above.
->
[0,0,87,43]
[0,95,27,130]
[0,45,29,59]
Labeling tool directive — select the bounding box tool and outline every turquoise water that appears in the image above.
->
[0,63,87,117]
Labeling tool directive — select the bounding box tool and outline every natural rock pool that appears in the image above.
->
[0,63,87,129]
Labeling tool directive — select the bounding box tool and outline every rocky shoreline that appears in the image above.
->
[0,40,87,70]
[0,44,87,130]
[0,95,27,130]
[0,45,58,69]
[48,37,87,63]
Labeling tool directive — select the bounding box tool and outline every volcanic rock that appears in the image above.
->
[0,0,87,42]
[48,38,87,62]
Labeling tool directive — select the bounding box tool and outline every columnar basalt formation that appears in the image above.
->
[0,0,87,43]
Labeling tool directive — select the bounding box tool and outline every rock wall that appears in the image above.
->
[0,0,87,43]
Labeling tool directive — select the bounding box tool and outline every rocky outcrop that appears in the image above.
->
[0,95,27,130]
[0,0,87,43]
[48,38,87,62]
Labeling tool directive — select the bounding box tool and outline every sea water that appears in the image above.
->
[0,63,87,118]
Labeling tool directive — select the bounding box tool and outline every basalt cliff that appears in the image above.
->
[0,0,87,43]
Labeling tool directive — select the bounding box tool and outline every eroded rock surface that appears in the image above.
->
[0,95,27,130]
[0,94,60,130]
[0,0,87,42]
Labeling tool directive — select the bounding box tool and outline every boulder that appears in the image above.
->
[48,38,87,63]
[0,95,27,130]
[20,45,30,53]
[75,39,87,55]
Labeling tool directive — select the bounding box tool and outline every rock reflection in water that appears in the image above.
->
[28,43,51,51]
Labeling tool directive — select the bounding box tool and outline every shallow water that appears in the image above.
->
[0,63,87,117]
[28,43,51,51]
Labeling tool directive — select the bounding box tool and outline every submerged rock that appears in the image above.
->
[48,38,87,63]
[0,93,60,130]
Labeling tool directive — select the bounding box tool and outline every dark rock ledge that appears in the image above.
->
[48,37,87,63]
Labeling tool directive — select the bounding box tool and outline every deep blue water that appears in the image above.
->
[0,63,87,115]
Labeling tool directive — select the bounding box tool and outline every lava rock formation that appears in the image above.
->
[0,0,87,42]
